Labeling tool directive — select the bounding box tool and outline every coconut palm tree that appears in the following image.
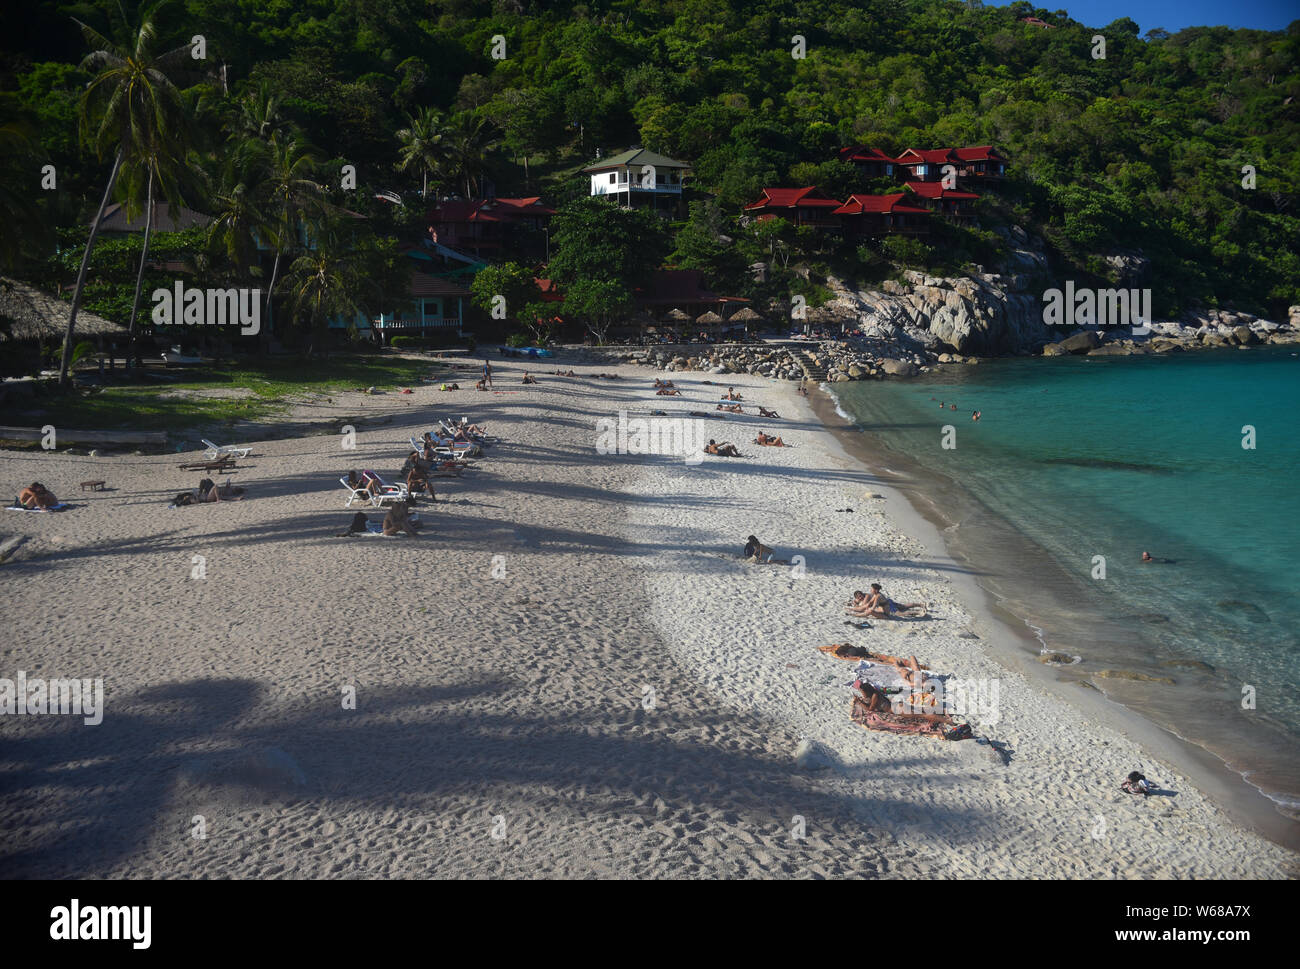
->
[259,131,324,343]
[283,221,363,357]
[58,0,192,386]
[395,106,446,198]
[441,112,499,198]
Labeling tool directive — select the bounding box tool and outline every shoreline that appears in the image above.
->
[805,382,1300,852]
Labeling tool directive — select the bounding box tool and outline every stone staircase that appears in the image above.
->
[794,349,828,382]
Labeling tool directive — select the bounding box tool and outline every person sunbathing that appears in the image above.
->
[742,534,789,564]
[406,466,436,500]
[705,439,742,457]
[758,406,781,418]
[716,403,743,413]
[723,387,743,401]
[196,477,244,502]
[656,387,681,396]
[754,431,787,447]
[853,583,927,619]
[18,482,58,509]
[382,501,420,537]
[597,373,620,379]
[438,383,460,391]
[521,372,537,384]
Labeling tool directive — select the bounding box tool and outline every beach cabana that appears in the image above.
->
[0,276,126,375]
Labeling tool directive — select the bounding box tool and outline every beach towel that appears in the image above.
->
[6,502,70,512]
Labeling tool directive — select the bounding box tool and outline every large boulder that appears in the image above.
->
[880,359,918,377]
[1054,331,1102,354]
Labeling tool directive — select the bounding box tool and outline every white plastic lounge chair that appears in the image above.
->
[362,471,410,499]
[202,438,253,461]
[341,475,407,508]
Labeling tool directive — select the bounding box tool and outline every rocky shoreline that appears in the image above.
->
[584,271,1300,382]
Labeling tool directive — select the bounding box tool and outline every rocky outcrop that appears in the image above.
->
[821,271,1048,356]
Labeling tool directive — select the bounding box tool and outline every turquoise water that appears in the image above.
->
[831,346,1300,816]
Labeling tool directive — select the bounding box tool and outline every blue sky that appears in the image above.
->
[988,0,1299,33]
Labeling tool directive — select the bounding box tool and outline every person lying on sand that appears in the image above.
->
[187,477,243,503]
[596,373,620,379]
[656,387,682,396]
[1120,771,1152,797]
[758,406,781,419]
[383,501,420,537]
[850,583,927,619]
[706,439,742,457]
[653,379,675,389]
[716,403,743,414]
[521,372,537,384]
[690,411,720,419]
[743,535,790,564]
[438,383,460,391]
[18,482,58,509]
[754,431,787,447]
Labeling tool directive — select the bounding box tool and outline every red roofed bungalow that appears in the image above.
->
[836,146,898,179]
[744,187,842,228]
[951,146,1008,179]
[1020,17,1054,28]
[426,197,554,258]
[904,181,981,220]
[893,148,959,182]
[834,194,931,237]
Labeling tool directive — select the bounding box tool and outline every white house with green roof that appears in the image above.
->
[583,147,689,214]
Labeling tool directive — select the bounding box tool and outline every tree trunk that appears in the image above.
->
[60,147,124,387]
[263,248,282,353]
[124,167,155,373]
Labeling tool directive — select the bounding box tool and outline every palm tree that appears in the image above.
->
[59,0,192,386]
[260,131,324,343]
[234,82,285,140]
[441,112,499,198]
[284,222,363,356]
[395,106,446,198]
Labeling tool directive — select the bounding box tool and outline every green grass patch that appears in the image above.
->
[18,356,443,435]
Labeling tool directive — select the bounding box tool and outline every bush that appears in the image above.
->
[389,335,425,349]
[505,332,529,348]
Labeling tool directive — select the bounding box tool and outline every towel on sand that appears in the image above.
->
[6,502,70,513]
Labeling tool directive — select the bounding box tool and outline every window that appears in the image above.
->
[609,173,616,184]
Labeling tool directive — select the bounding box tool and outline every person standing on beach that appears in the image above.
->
[483,359,493,389]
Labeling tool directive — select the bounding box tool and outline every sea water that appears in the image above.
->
[829,346,1300,819]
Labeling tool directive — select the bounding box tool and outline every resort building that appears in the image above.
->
[583,148,689,216]
[951,146,1008,180]
[904,181,981,220]
[834,193,932,236]
[369,271,470,342]
[836,146,898,179]
[425,196,554,261]
[743,187,842,228]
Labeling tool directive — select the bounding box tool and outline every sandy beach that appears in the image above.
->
[1,354,1295,878]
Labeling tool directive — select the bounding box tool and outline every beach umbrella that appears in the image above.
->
[728,306,763,323]
[696,310,724,326]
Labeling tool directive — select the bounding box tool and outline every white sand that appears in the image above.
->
[0,354,1294,878]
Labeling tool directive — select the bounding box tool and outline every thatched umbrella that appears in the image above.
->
[728,306,763,324]
[0,277,125,343]
[696,310,724,326]
[661,308,691,323]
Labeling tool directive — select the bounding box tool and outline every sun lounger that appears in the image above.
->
[202,439,253,461]
[362,471,410,498]
[341,476,407,508]
[179,455,237,472]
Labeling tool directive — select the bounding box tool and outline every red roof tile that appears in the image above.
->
[410,272,470,297]
[833,193,932,216]
[951,146,1005,163]
[905,181,980,200]
[744,187,841,210]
